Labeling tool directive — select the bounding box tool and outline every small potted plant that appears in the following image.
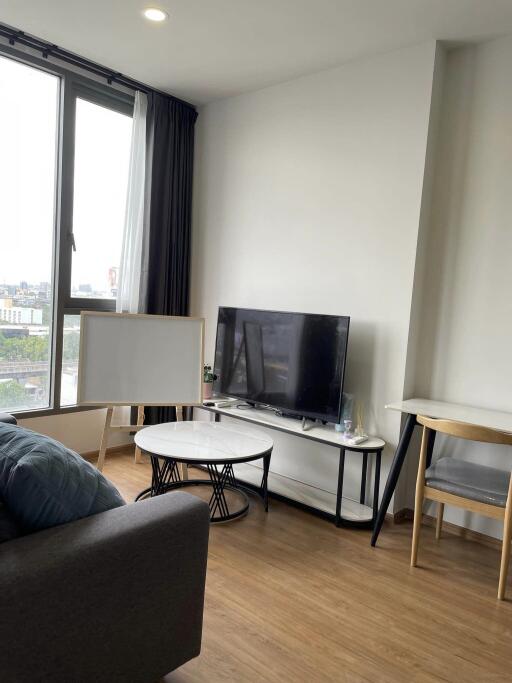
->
[203,364,215,400]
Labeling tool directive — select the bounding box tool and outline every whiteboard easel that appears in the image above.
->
[77,312,204,471]
[97,404,185,472]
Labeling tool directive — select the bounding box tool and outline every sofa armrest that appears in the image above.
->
[0,492,210,683]
[0,412,16,425]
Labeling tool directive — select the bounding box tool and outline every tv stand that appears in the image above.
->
[274,409,300,421]
[199,403,385,528]
[301,417,314,431]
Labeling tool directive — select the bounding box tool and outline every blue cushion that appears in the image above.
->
[0,423,125,533]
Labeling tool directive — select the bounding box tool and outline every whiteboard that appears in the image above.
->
[77,312,204,406]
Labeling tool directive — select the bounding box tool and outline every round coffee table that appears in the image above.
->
[134,421,274,522]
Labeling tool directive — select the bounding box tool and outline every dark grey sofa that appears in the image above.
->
[0,413,210,683]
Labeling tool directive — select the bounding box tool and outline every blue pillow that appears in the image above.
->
[0,423,125,533]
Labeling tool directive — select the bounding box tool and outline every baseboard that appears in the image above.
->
[392,507,501,549]
[390,508,413,524]
[81,443,134,462]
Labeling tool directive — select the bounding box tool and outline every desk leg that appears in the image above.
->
[426,429,436,469]
[335,447,346,527]
[371,412,417,547]
[214,413,220,423]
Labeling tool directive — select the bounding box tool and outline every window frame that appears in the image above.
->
[0,44,134,418]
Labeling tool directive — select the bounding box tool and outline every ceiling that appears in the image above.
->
[1,0,512,105]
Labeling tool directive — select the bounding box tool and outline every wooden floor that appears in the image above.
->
[102,449,512,683]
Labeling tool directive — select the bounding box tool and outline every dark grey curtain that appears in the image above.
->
[142,93,198,425]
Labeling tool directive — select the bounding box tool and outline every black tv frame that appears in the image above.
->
[212,306,350,424]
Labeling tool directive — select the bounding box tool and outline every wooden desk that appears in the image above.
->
[371,398,512,546]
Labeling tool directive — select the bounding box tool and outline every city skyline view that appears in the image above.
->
[0,279,80,411]
[1,54,133,413]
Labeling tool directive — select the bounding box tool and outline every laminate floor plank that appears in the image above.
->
[100,449,512,683]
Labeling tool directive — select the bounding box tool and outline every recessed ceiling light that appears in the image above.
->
[143,7,168,22]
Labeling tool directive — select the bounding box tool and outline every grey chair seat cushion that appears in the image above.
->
[425,457,510,507]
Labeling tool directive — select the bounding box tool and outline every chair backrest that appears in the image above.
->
[417,415,512,446]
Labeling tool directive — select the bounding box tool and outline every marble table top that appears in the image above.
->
[135,421,274,463]
[387,398,512,433]
[200,404,385,450]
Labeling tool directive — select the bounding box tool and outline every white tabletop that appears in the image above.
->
[200,404,385,450]
[134,421,274,463]
[386,398,512,434]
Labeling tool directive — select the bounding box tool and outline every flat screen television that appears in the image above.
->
[213,307,350,423]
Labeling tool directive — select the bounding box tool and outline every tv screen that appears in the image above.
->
[213,307,350,423]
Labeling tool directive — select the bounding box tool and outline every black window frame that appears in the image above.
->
[0,44,134,418]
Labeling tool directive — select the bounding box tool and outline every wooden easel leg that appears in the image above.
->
[134,405,145,464]
[176,406,189,481]
[97,406,114,472]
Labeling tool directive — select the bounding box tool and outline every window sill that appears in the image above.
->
[11,405,103,420]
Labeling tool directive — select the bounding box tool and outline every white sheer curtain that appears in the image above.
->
[116,91,148,313]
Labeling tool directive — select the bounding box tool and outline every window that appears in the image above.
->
[71,98,132,299]
[60,315,81,407]
[0,56,58,412]
[0,50,133,415]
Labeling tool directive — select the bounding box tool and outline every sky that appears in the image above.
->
[0,54,132,294]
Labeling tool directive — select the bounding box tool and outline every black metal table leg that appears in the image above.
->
[360,451,368,504]
[371,412,417,547]
[335,447,346,527]
[372,450,382,524]
[135,455,182,501]
[207,463,232,519]
[262,453,271,512]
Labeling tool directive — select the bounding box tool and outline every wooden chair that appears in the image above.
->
[411,415,512,600]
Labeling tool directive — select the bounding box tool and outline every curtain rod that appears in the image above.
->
[0,22,197,111]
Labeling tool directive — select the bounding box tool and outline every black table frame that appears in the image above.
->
[336,445,383,528]
[135,446,273,523]
[208,409,384,529]
[371,413,436,546]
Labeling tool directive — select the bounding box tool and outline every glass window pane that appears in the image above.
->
[71,98,132,299]
[0,56,58,412]
[60,315,80,407]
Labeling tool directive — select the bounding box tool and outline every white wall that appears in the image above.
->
[406,35,512,538]
[19,407,132,455]
[191,41,438,512]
